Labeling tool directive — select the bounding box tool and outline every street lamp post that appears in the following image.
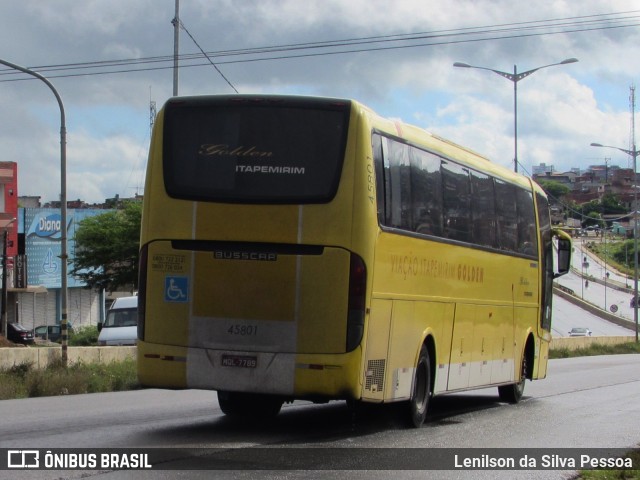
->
[454,58,578,173]
[0,58,69,363]
[591,142,639,343]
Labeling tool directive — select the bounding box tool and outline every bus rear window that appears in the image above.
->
[163,97,351,203]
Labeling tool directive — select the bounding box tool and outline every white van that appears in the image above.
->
[98,296,138,346]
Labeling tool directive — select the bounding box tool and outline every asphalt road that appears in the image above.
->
[552,235,638,337]
[2,354,639,480]
[551,292,636,337]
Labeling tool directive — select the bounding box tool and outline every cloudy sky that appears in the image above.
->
[1,0,639,204]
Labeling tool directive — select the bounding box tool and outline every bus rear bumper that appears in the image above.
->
[137,340,363,400]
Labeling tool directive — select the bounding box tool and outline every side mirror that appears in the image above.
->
[97,322,103,333]
[556,238,571,277]
[553,229,572,278]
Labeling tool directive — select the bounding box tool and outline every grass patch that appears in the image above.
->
[575,449,640,479]
[69,325,99,346]
[586,240,635,278]
[0,357,139,400]
[550,342,640,359]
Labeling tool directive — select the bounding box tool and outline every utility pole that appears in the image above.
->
[0,58,68,361]
[631,85,638,343]
[172,0,180,96]
[150,99,157,135]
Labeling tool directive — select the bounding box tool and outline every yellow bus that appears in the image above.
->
[137,94,571,427]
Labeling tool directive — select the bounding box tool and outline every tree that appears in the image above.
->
[70,201,141,292]
[536,180,570,200]
[601,193,626,214]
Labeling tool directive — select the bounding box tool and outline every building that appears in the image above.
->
[5,207,113,332]
[0,162,18,259]
[532,162,555,176]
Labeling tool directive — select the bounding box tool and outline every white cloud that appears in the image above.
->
[1,0,639,201]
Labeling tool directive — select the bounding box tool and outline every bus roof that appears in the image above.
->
[351,99,536,193]
[158,94,542,197]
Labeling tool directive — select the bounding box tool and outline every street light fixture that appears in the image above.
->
[454,58,579,173]
[591,142,639,343]
[0,58,69,363]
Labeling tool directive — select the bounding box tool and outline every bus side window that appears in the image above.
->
[495,180,518,251]
[372,134,386,224]
[441,161,471,243]
[516,188,538,256]
[386,141,411,230]
[410,147,442,237]
[470,170,497,248]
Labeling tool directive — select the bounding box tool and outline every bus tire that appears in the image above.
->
[408,346,431,428]
[217,391,283,419]
[498,354,527,404]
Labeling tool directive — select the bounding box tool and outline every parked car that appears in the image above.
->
[33,324,74,343]
[7,323,35,345]
[568,327,592,337]
[98,296,138,346]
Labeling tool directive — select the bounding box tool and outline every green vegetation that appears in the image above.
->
[0,357,138,400]
[586,239,636,278]
[70,200,141,292]
[537,179,571,199]
[549,341,640,359]
[68,325,99,346]
[576,449,640,479]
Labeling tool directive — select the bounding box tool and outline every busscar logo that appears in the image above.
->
[8,450,39,468]
[213,251,277,262]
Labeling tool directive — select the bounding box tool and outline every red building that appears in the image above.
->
[0,162,18,258]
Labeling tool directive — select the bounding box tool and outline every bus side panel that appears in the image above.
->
[362,299,392,402]
[447,304,473,390]
[488,306,516,385]
[535,337,550,379]
[384,300,415,401]
[468,305,497,388]
[385,300,453,401]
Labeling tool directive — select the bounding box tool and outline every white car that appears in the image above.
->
[568,327,592,337]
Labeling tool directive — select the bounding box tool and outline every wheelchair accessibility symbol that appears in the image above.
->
[165,276,189,303]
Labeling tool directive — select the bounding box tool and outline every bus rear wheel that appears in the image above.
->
[498,354,527,404]
[217,391,284,419]
[407,346,432,428]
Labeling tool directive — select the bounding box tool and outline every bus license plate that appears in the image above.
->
[221,355,257,368]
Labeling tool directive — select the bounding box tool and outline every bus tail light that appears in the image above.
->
[346,253,366,352]
[137,244,148,341]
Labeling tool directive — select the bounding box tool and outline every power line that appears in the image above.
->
[1,10,638,82]
[178,20,238,93]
